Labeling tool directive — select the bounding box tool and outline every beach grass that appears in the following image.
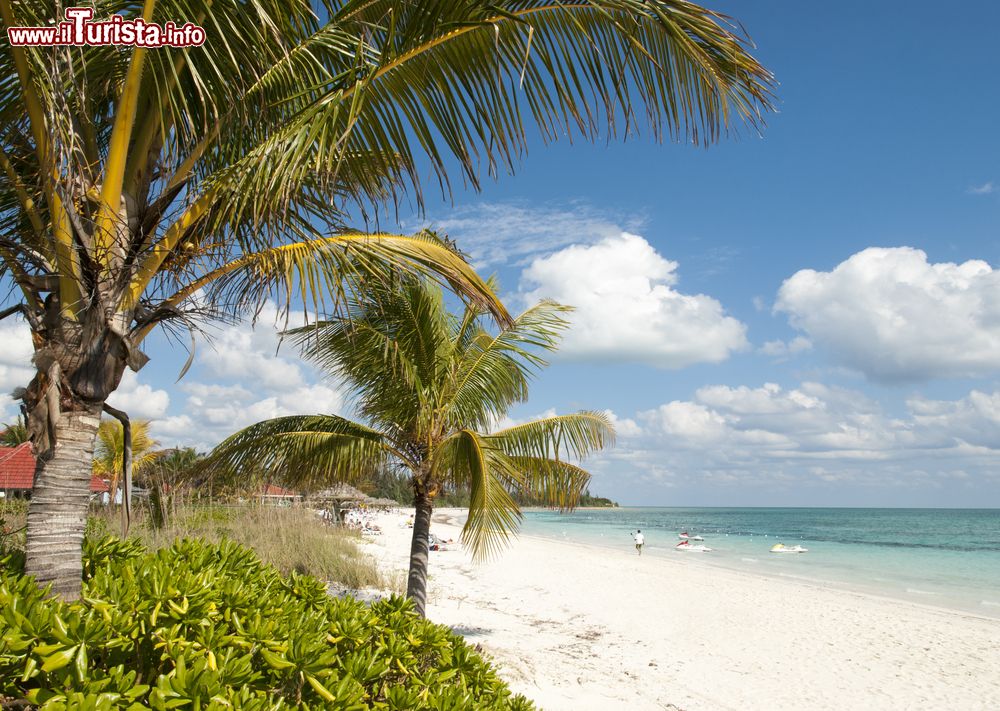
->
[3,500,393,592]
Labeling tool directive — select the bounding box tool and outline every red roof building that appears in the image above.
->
[260,483,299,499]
[0,443,110,495]
[89,475,111,494]
[0,443,34,491]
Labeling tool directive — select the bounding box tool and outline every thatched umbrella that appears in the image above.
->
[310,483,370,523]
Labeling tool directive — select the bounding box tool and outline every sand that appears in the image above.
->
[361,508,1000,711]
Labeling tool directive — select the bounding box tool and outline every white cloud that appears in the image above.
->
[603,409,642,438]
[424,202,637,268]
[106,370,170,420]
[590,381,1000,503]
[776,247,1000,382]
[181,382,255,402]
[968,181,995,195]
[0,319,34,421]
[199,317,306,391]
[642,400,732,444]
[908,390,1000,450]
[148,308,347,450]
[637,381,901,463]
[758,336,812,359]
[0,319,33,367]
[0,306,344,450]
[657,380,1000,460]
[518,233,748,367]
[156,415,196,439]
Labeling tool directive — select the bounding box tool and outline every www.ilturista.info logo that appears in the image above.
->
[6,7,205,47]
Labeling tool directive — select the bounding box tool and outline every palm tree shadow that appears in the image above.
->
[450,624,492,637]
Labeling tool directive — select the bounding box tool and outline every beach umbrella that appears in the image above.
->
[310,484,371,523]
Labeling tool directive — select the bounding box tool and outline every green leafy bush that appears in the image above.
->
[0,538,533,710]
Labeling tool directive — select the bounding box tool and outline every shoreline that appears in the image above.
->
[511,530,1000,624]
[519,529,1000,623]
[363,508,1000,711]
[430,507,1000,622]
[513,508,1000,620]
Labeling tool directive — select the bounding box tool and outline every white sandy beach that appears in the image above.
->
[361,508,1000,711]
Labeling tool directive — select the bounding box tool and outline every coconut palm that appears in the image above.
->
[1,415,28,446]
[207,280,614,616]
[1,0,773,598]
[144,446,202,528]
[92,418,161,500]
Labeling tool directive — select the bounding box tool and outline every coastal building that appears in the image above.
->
[0,442,111,499]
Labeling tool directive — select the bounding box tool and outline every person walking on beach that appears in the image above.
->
[633,530,644,555]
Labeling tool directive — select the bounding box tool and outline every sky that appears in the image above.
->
[4,1,1000,506]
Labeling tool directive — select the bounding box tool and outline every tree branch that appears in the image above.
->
[102,403,133,537]
[0,304,26,322]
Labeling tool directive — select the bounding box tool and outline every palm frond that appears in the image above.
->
[509,456,592,511]
[436,428,524,561]
[92,419,161,476]
[444,299,572,430]
[258,0,775,203]
[143,230,509,338]
[489,411,616,461]
[204,414,391,491]
[2,0,772,358]
[285,279,455,435]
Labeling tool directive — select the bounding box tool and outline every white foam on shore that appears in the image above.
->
[741,557,759,563]
[777,572,842,587]
[905,588,941,596]
[981,600,1000,608]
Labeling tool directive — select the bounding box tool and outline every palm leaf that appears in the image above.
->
[139,230,508,340]
[436,428,524,560]
[509,456,592,511]
[444,300,572,431]
[92,419,161,477]
[284,280,454,435]
[204,414,391,491]
[489,411,616,461]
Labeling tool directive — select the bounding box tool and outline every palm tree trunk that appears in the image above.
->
[405,491,433,617]
[25,405,102,600]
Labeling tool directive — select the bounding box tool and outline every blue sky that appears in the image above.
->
[4,1,1000,506]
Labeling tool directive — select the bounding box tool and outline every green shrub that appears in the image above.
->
[0,538,533,710]
[87,505,392,592]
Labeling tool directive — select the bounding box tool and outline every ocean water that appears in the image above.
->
[519,507,1000,617]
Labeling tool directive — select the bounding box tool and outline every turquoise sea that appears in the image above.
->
[520,508,1000,617]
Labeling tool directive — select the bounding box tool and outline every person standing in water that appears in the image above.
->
[633,529,644,555]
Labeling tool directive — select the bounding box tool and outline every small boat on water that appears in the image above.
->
[678,532,704,541]
[676,540,713,552]
[770,543,808,554]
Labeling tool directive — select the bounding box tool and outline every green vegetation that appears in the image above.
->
[92,419,162,500]
[5,502,389,594]
[0,416,28,446]
[577,492,619,508]
[0,537,532,710]
[0,500,28,553]
[206,281,613,617]
[108,506,391,593]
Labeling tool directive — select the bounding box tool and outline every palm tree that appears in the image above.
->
[1,1,773,599]
[145,446,202,528]
[1,415,28,446]
[208,280,614,616]
[92,418,161,501]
